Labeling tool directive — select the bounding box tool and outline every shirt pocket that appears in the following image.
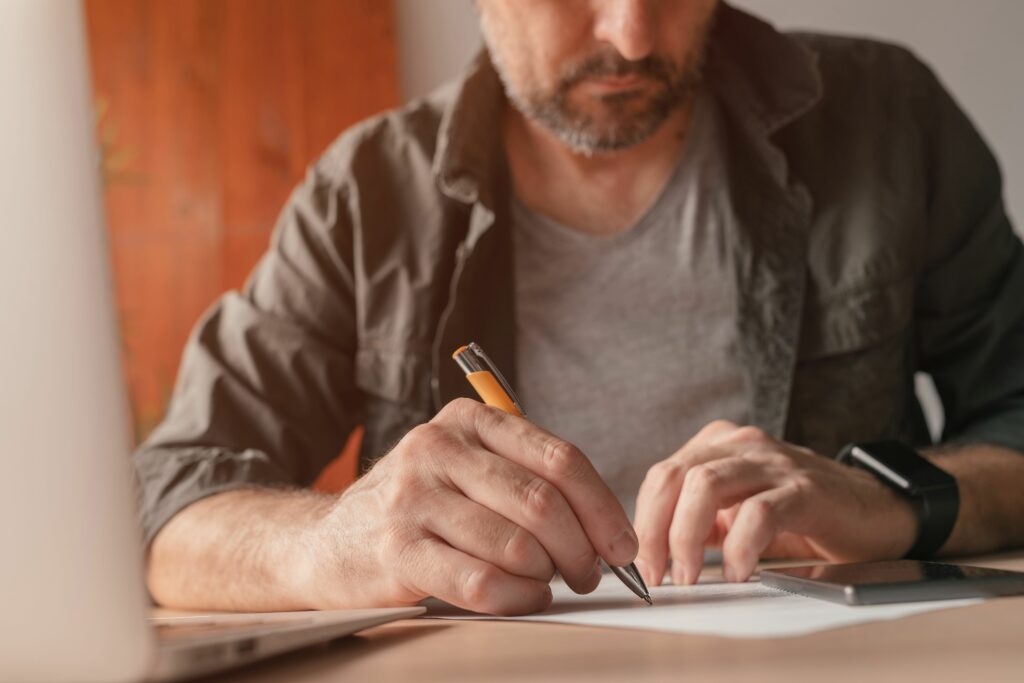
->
[788,277,916,455]
[798,276,914,359]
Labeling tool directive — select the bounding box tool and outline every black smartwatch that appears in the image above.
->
[836,440,959,559]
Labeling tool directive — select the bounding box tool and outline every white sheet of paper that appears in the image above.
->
[428,575,981,639]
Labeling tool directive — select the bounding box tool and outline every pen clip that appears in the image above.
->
[461,342,527,417]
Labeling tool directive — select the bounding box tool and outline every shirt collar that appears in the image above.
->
[431,50,507,207]
[704,4,823,136]
[431,2,824,206]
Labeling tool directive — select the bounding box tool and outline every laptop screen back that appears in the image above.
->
[0,2,153,681]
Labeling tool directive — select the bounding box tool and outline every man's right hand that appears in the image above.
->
[301,398,638,615]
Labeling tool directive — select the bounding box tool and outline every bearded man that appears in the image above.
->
[138,1,1024,615]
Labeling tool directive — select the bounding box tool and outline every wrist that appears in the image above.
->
[876,478,921,558]
[280,493,343,610]
[838,441,960,560]
[843,464,919,559]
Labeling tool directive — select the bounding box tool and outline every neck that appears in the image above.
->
[503,97,696,235]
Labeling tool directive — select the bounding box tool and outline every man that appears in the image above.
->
[138,1,1024,616]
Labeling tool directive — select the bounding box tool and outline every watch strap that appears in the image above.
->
[903,473,960,559]
[837,441,960,560]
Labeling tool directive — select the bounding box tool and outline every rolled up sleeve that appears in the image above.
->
[912,58,1024,453]
[134,160,362,547]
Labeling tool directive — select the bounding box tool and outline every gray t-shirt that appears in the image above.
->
[513,91,749,518]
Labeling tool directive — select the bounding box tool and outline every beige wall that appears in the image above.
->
[394,0,1024,231]
[394,0,481,101]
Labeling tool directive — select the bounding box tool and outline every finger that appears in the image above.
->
[721,484,804,583]
[633,443,741,586]
[422,489,554,582]
[633,460,686,587]
[404,536,552,616]
[442,399,637,567]
[442,445,603,594]
[668,458,777,585]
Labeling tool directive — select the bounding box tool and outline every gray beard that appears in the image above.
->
[489,47,709,155]
[515,80,699,155]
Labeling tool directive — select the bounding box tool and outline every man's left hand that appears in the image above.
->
[633,420,919,587]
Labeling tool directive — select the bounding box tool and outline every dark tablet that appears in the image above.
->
[760,561,1024,606]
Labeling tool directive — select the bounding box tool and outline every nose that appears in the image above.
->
[592,0,657,61]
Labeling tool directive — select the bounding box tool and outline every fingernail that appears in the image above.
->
[581,558,602,590]
[541,583,553,608]
[611,527,639,559]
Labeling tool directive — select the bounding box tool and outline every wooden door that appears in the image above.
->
[85,0,397,490]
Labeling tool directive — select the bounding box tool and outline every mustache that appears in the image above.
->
[559,49,675,89]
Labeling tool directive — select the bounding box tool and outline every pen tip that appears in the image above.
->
[644,594,653,606]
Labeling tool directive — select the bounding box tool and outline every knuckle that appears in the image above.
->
[789,473,817,498]
[731,425,771,445]
[440,397,480,423]
[502,526,537,571]
[521,476,560,520]
[648,459,680,480]
[381,471,421,509]
[639,460,685,497]
[684,464,721,495]
[407,422,447,449]
[701,419,738,436]
[743,449,790,469]
[541,438,584,479]
[464,565,501,609]
[435,400,458,421]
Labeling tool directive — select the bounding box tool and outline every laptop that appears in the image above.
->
[0,3,421,681]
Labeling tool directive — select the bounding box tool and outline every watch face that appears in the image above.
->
[849,441,954,493]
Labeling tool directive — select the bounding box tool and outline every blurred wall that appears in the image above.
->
[395,0,482,103]
[394,0,1024,231]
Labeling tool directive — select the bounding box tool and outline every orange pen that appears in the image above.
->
[452,342,525,417]
[452,342,653,605]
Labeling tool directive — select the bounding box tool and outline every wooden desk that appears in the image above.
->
[209,552,1024,682]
